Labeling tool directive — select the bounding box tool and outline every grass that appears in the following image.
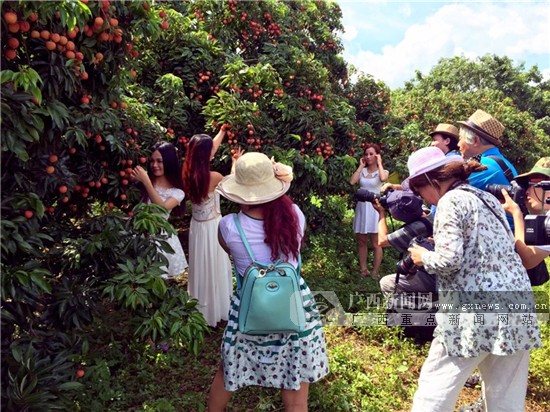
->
[80,212,549,411]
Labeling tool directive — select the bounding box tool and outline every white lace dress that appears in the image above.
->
[150,187,188,279]
[353,169,387,234]
[187,192,233,326]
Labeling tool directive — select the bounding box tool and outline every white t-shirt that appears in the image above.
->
[218,204,306,276]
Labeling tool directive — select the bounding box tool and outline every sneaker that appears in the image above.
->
[464,372,481,388]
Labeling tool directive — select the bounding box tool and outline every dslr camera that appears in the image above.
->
[396,236,435,276]
[354,188,393,209]
[486,181,528,215]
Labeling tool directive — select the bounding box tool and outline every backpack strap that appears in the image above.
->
[233,214,256,261]
[486,155,515,183]
[233,214,255,291]
[233,214,303,291]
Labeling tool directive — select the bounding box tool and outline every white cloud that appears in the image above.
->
[342,2,550,89]
[342,24,359,41]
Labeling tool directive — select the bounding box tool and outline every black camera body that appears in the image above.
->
[354,188,393,209]
[486,181,528,214]
[396,236,435,276]
[525,214,550,246]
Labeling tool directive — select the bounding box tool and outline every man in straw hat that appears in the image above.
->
[457,109,518,190]
[430,123,460,156]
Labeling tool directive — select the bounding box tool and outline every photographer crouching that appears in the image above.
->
[365,190,437,298]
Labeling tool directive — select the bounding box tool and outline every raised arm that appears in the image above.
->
[502,189,550,269]
[211,126,227,156]
[130,166,180,210]
[350,157,365,185]
[376,154,389,182]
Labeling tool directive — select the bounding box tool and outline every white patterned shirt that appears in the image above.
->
[421,184,542,357]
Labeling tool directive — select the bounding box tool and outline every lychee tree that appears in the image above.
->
[134,0,390,230]
[1,1,208,409]
[1,0,392,407]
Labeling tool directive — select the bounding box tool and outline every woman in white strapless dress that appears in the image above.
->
[130,142,188,279]
[182,129,242,326]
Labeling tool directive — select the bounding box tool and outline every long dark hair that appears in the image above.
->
[262,195,302,262]
[182,134,213,204]
[150,141,184,190]
[142,141,185,216]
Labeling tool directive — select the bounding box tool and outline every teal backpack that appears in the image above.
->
[233,215,307,335]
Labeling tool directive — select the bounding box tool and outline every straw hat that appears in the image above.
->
[406,147,464,181]
[457,109,504,146]
[515,157,550,183]
[429,123,459,142]
[216,152,293,205]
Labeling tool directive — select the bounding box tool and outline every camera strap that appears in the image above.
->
[486,155,515,183]
[457,187,513,238]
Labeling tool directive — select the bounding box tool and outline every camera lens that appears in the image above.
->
[396,254,417,276]
[485,184,511,201]
[354,189,379,203]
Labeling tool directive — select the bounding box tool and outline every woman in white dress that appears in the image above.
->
[349,143,388,278]
[130,141,188,279]
[182,129,241,326]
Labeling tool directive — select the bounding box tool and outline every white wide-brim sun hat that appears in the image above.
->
[216,152,292,205]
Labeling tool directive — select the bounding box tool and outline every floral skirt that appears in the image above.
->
[220,278,330,391]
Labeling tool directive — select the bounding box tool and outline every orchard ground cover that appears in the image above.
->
[67,212,550,411]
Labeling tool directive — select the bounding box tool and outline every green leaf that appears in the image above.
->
[0,70,15,83]
[58,381,85,391]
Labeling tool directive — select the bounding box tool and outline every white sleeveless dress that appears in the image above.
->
[352,169,387,234]
[151,187,188,279]
[187,192,233,326]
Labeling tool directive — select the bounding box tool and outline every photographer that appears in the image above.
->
[501,157,550,269]
[349,143,389,278]
[372,190,436,297]
[404,147,541,412]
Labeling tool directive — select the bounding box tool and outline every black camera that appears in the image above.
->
[396,236,435,276]
[525,214,550,246]
[486,181,528,213]
[355,188,393,209]
[533,180,550,205]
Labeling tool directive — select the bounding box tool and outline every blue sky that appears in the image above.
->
[337,0,550,89]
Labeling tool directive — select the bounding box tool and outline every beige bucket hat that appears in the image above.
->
[429,123,459,142]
